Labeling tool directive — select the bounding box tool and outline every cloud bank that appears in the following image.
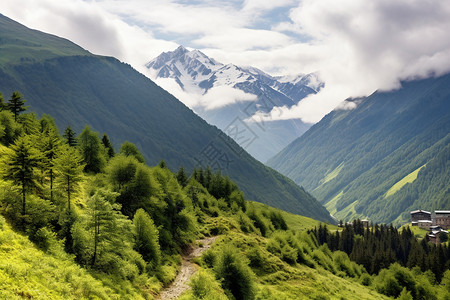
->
[1,0,450,123]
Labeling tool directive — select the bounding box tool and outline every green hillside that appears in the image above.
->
[1,107,448,299]
[268,74,450,224]
[0,13,332,223]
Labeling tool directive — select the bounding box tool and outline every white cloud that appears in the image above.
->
[1,0,450,123]
[200,85,256,110]
[261,0,450,123]
[0,0,177,74]
[152,77,256,111]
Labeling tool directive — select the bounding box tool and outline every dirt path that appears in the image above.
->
[157,236,217,300]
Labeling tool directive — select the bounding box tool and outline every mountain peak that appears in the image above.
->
[174,45,188,55]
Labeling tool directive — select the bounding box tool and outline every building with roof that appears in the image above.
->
[410,210,431,224]
[432,211,450,229]
[418,220,432,230]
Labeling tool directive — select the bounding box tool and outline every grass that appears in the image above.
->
[322,162,345,185]
[0,15,90,66]
[385,164,426,198]
[334,200,361,223]
[0,216,146,300]
[248,201,338,231]
[325,191,344,215]
[399,224,429,239]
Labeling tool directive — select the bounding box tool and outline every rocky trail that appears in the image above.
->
[157,236,218,299]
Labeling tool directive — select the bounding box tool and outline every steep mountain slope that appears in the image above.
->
[146,46,321,162]
[268,74,450,224]
[0,14,332,222]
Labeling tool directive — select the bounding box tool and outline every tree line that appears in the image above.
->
[309,220,450,282]
[0,90,292,299]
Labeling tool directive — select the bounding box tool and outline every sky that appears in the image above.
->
[1,0,450,123]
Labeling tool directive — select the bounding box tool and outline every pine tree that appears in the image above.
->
[54,144,85,210]
[158,159,167,168]
[3,136,42,214]
[73,189,135,272]
[176,166,188,187]
[0,92,7,111]
[133,208,161,267]
[102,133,115,158]
[119,141,145,163]
[63,125,77,147]
[77,126,106,173]
[8,91,27,122]
[39,129,61,202]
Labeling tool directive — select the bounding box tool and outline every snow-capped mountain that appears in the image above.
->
[145,46,322,162]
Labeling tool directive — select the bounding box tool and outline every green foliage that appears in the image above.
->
[101,133,115,158]
[31,226,57,251]
[2,135,43,215]
[214,246,256,300]
[72,188,142,278]
[180,269,227,300]
[133,208,161,268]
[119,141,144,163]
[7,91,27,122]
[268,74,450,224]
[105,155,139,191]
[0,110,21,145]
[77,126,106,173]
[373,263,440,300]
[54,144,85,210]
[398,287,413,300]
[63,125,77,147]
[236,210,256,234]
[0,92,6,111]
[176,166,188,188]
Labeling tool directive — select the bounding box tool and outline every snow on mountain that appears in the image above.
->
[145,46,323,162]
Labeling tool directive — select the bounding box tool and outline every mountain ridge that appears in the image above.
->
[0,13,333,223]
[146,46,321,162]
[268,74,450,224]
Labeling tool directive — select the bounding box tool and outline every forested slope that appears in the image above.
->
[269,74,450,224]
[0,13,332,222]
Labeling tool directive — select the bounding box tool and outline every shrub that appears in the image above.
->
[247,209,269,237]
[236,211,256,234]
[186,269,227,300]
[30,227,56,251]
[214,247,256,300]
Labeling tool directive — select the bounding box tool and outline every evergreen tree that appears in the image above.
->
[72,189,137,273]
[119,141,145,163]
[39,114,59,134]
[105,155,139,191]
[77,126,106,173]
[3,136,42,214]
[39,129,61,202]
[214,247,255,300]
[176,166,188,187]
[0,110,22,145]
[102,133,115,158]
[54,144,85,210]
[8,91,27,122]
[133,208,161,267]
[63,125,77,147]
[158,159,167,169]
[0,92,7,111]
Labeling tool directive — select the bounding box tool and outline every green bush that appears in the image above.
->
[30,226,56,251]
[214,247,256,300]
[236,211,256,234]
[360,273,372,286]
[183,269,227,300]
[247,209,270,237]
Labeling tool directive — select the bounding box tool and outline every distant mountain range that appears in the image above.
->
[146,46,323,162]
[268,74,450,224]
[0,13,333,223]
